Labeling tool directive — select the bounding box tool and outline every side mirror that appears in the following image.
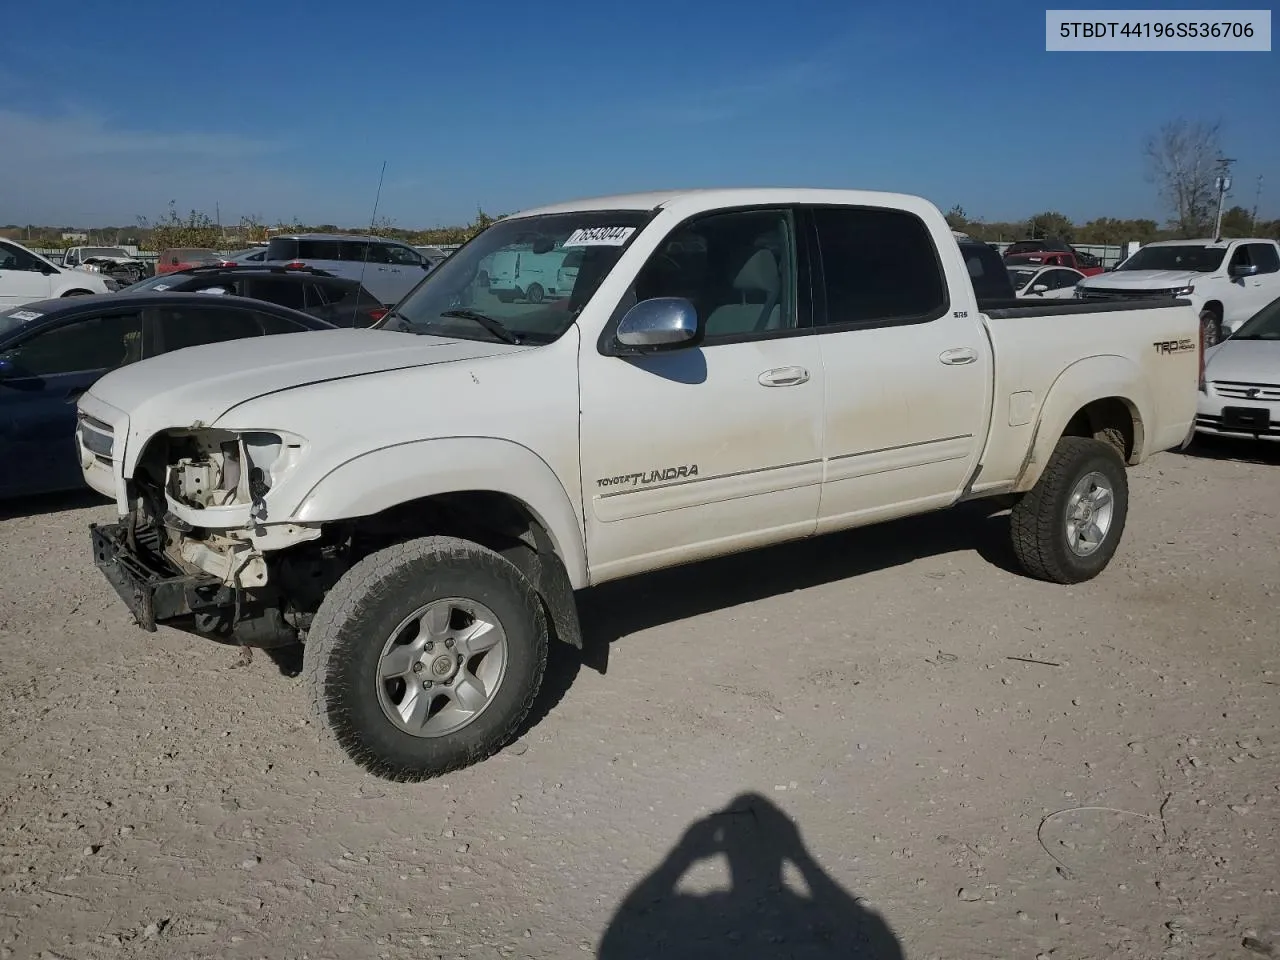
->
[40,263,57,276]
[0,355,17,381]
[1230,263,1259,278]
[614,297,700,353]
[1031,283,1048,294]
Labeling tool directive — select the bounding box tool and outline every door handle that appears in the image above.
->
[939,347,978,366]
[758,366,810,387]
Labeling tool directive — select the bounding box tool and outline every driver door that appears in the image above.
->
[577,207,824,583]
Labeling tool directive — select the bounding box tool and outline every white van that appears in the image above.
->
[487,248,571,303]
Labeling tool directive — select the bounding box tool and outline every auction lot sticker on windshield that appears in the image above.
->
[563,226,636,247]
[8,310,43,322]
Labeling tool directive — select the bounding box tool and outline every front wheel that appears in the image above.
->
[1010,437,1128,584]
[303,536,548,781]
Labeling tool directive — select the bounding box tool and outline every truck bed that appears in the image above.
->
[969,296,1200,497]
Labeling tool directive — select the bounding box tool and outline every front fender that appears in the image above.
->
[1014,354,1151,493]
[290,437,588,589]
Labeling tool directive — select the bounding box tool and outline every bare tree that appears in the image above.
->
[1143,119,1223,237]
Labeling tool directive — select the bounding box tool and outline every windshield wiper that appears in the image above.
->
[439,309,522,345]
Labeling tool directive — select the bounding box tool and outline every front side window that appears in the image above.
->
[0,242,46,273]
[813,206,947,326]
[378,211,651,344]
[1238,243,1280,274]
[2,313,143,376]
[629,208,797,340]
[385,244,424,266]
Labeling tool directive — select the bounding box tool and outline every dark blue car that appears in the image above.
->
[0,292,334,499]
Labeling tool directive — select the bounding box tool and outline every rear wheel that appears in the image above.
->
[303,536,548,781]
[525,282,545,304]
[1010,437,1128,584]
[61,289,94,297]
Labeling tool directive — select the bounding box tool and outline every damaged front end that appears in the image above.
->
[80,256,146,286]
[91,427,343,648]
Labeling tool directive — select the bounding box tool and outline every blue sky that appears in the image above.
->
[1,0,1275,228]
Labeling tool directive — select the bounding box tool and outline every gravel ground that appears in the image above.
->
[1,438,1277,960]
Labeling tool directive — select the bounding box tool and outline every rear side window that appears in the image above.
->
[245,277,306,310]
[960,243,1017,302]
[152,305,281,352]
[812,207,948,326]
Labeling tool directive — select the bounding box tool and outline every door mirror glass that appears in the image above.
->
[1230,263,1258,278]
[615,297,700,352]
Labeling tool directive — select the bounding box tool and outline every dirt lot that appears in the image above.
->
[1,438,1277,960]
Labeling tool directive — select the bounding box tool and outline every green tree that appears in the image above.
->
[138,201,222,251]
[1026,211,1074,241]
[1217,205,1254,238]
[944,205,969,231]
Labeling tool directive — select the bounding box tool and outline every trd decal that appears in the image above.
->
[597,465,699,489]
[1152,339,1196,355]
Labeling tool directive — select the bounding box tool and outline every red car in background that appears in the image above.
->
[155,247,222,275]
[1004,249,1106,277]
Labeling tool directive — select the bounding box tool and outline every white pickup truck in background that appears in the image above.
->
[77,188,1200,781]
[1076,236,1280,343]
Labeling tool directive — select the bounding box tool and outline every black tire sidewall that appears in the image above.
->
[317,546,546,777]
[1047,444,1128,581]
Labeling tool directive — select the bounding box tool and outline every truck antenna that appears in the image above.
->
[355,160,388,327]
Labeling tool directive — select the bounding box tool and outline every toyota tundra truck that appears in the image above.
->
[75,188,1201,781]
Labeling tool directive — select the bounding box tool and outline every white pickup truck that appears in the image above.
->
[1076,236,1280,344]
[76,188,1200,780]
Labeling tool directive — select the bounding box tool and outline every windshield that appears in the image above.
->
[376,211,651,343]
[82,247,130,259]
[1117,244,1226,273]
[1231,295,1280,340]
[1008,267,1039,289]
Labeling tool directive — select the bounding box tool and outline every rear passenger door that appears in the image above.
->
[805,205,991,534]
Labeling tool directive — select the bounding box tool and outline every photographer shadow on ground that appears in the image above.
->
[598,792,903,959]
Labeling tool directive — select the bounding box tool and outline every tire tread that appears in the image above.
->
[302,536,547,782]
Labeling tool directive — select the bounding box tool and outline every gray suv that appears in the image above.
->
[263,234,434,305]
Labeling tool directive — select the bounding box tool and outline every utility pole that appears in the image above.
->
[1212,156,1235,240]
[1251,175,1263,232]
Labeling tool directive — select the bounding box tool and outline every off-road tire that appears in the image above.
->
[1010,436,1128,584]
[303,536,548,781]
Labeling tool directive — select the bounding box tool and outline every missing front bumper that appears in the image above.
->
[90,522,235,632]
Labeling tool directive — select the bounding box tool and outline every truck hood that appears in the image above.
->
[1081,269,1203,290]
[1205,338,1280,385]
[86,328,530,437]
